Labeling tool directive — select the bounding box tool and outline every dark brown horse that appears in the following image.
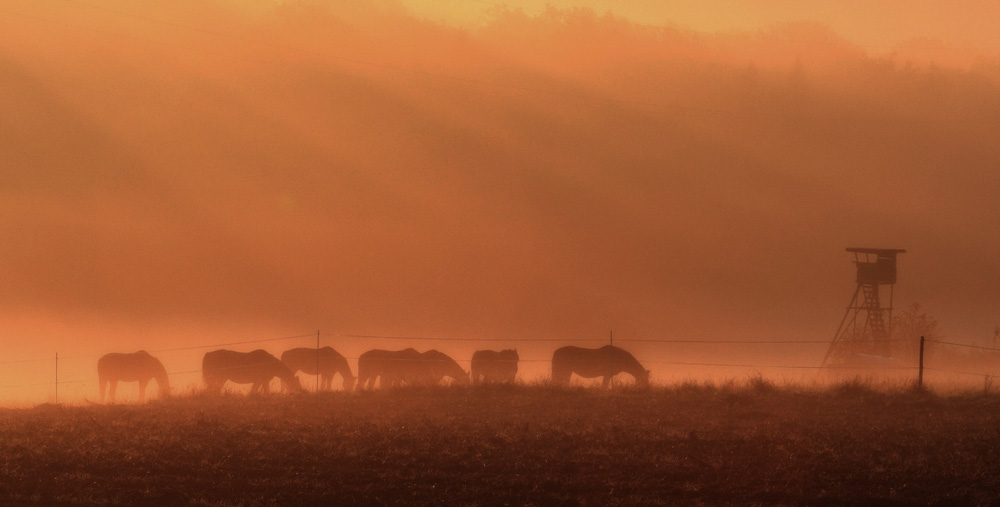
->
[202,349,302,394]
[280,346,355,391]
[551,345,650,387]
[471,349,519,384]
[98,350,170,402]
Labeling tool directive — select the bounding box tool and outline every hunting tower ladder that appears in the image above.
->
[822,247,906,367]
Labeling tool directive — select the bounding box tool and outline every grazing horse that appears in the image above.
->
[551,345,650,388]
[280,346,356,392]
[97,350,170,402]
[357,349,469,389]
[421,349,470,386]
[471,349,519,384]
[357,348,424,389]
[202,349,302,394]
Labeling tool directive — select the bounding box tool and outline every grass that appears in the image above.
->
[1,382,999,506]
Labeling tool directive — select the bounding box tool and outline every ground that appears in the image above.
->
[0,381,999,506]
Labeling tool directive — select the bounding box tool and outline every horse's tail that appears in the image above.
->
[551,360,571,385]
[98,371,107,402]
[97,356,109,402]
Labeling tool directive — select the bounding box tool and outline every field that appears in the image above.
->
[2,382,1000,506]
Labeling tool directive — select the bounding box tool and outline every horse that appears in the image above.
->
[357,348,469,389]
[280,346,356,392]
[202,349,302,394]
[357,348,424,389]
[421,349,470,386]
[471,349,519,384]
[97,350,170,402]
[551,345,650,388]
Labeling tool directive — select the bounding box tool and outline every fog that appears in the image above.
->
[2,0,999,401]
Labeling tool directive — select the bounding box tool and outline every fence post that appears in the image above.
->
[316,330,321,392]
[609,330,614,390]
[918,335,925,389]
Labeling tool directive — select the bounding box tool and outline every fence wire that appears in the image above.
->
[925,339,1000,352]
[2,332,997,397]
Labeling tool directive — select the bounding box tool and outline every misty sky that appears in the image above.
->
[1,0,999,399]
[407,0,1000,56]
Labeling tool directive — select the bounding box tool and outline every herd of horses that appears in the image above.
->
[96,345,651,402]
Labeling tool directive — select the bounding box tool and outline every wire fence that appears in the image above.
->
[921,339,1000,379]
[2,332,998,400]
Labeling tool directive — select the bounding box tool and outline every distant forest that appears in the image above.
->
[2,0,998,348]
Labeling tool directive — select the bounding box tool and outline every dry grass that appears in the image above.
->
[1,382,999,506]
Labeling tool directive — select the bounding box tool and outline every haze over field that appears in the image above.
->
[2,0,999,400]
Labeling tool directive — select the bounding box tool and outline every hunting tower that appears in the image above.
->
[822,247,906,367]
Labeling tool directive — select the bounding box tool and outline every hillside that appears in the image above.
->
[2,0,999,357]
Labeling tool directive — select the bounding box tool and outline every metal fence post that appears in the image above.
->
[918,336,925,389]
[609,330,614,390]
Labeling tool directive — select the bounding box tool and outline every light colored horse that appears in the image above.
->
[551,345,650,387]
[280,346,356,392]
[202,349,302,394]
[98,350,170,402]
[471,349,519,384]
[357,348,469,389]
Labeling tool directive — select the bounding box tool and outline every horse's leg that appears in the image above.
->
[99,375,106,402]
[109,380,118,402]
[139,379,148,402]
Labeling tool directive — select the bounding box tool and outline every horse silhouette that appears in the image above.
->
[471,349,519,384]
[97,350,170,402]
[551,345,650,387]
[357,348,425,389]
[357,348,469,389]
[421,349,470,386]
[280,346,356,392]
[202,349,302,394]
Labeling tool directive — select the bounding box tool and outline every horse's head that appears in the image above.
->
[501,349,519,360]
[636,369,651,388]
[343,375,356,392]
[284,375,303,393]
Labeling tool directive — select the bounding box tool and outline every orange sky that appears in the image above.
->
[1,0,999,401]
